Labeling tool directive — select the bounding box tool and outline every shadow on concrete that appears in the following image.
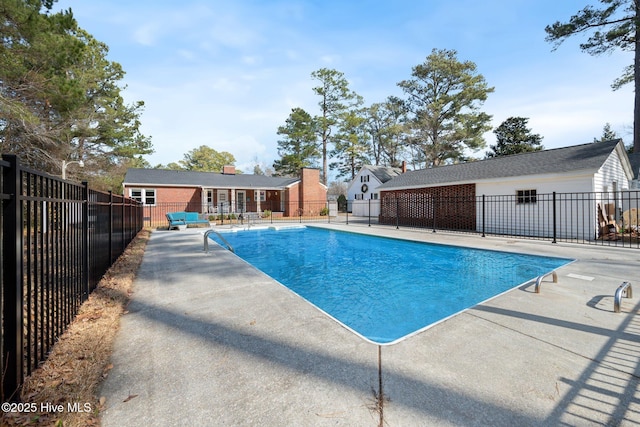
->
[111,228,640,425]
[124,296,544,426]
[587,295,615,312]
[473,301,640,426]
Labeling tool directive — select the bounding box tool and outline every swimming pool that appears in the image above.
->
[209,226,572,344]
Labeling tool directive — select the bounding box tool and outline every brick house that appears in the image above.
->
[122,167,327,225]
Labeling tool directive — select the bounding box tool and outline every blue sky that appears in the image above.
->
[55,0,633,177]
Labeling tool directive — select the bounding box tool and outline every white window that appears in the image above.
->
[516,189,536,205]
[130,188,156,205]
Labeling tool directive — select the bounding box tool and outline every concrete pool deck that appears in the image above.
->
[100,223,640,426]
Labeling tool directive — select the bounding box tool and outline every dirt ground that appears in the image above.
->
[1,229,150,427]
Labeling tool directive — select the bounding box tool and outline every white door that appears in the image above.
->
[236,191,246,212]
[217,190,227,212]
[205,189,214,212]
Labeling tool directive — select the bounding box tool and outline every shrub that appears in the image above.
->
[262,209,272,218]
[337,194,347,212]
[320,207,329,216]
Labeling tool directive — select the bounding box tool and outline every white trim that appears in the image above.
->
[614,141,634,179]
[128,188,156,206]
[236,190,246,211]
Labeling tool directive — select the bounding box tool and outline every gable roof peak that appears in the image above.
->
[359,164,403,183]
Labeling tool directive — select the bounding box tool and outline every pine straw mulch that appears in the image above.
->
[2,228,151,427]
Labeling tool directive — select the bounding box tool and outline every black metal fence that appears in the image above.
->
[1,154,143,401]
[349,191,640,248]
[144,191,640,248]
[142,200,335,228]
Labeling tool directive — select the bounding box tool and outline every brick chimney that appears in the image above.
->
[401,161,407,173]
[299,168,325,203]
[222,165,236,175]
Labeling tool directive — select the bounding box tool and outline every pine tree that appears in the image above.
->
[486,117,543,158]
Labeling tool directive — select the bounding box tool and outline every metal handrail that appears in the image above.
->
[534,271,558,293]
[204,229,235,253]
[614,282,633,313]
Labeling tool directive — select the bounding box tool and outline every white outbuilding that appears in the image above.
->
[347,165,403,216]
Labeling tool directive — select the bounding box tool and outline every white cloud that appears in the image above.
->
[132,23,160,46]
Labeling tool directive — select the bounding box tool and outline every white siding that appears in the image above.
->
[347,168,382,214]
[352,199,381,217]
[476,174,597,240]
[477,173,594,196]
[595,149,630,192]
[595,150,638,227]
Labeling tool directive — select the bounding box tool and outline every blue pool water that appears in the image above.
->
[210,226,571,344]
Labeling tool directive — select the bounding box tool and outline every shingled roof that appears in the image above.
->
[363,165,402,183]
[378,139,629,191]
[123,168,299,189]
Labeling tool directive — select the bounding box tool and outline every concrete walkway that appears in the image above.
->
[100,224,640,426]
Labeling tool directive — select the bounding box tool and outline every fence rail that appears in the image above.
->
[1,155,143,401]
[144,190,640,248]
[351,191,640,248]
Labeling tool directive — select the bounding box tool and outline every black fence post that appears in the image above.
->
[368,198,371,227]
[121,195,126,253]
[396,196,400,230]
[432,196,437,233]
[82,182,90,299]
[109,191,113,264]
[482,194,486,237]
[552,191,557,244]
[2,154,23,401]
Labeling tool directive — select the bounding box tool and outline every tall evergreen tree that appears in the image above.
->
[486,117,543,158]
[0,0,151,188]
[366,97,407,167]
[545,1,640,152]
[311,68,362,184]
[272,107,319,177]
[330,108,370,181]
[398,49,493,168]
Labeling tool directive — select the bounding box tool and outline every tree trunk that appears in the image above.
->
[322,131,328,185]
[635,2,640,152]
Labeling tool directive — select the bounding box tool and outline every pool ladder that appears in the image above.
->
[614,282,633,313]
[534,271,558,293]
[535,271,633,313]
[204,229,235,253]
